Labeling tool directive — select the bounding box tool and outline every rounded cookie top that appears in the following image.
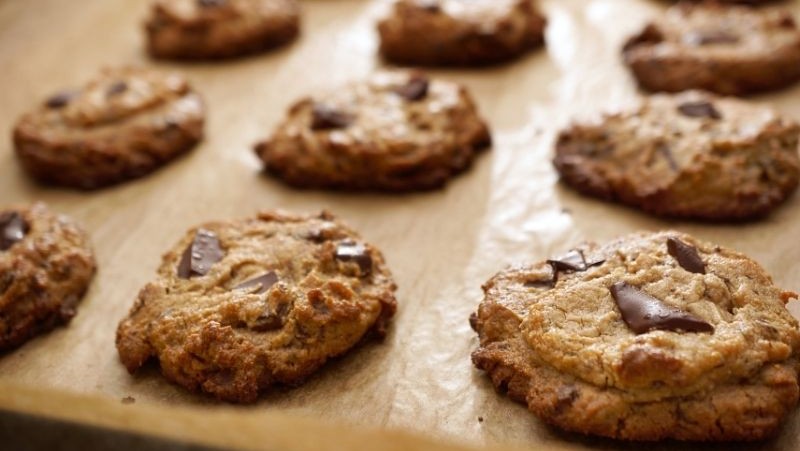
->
[0,203,96,351]
[254,72,491,191]
[13,66,205,190]
[472,231,800,441]
[377,0,546,66]
[623,2,800,95]
[146,0,300,59]
[116,210,397,403]
[554,91,800,220]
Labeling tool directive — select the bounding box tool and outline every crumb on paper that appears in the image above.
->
[121,396,135,405]
[478,416,484,423]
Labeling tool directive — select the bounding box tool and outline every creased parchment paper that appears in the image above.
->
[0,0,799,449]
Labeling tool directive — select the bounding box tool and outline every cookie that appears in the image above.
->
[377,0,546,66]
[471,231,800,441]
[623,2,800,95]
[116,210,397,402]
[553,91,800,221]
[0,203,96,351]
[13,67,204,190]
[254,72,491,191]
[146,0,300,60]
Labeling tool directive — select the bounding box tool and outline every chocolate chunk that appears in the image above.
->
[45,90,78,109]
[252,301,291,332]
[657,145,678,172]
[335,241,372,276]
[0,211,29,251]
[666,238,705,274]
[197,0,226,6]
[106,81,128,97]
[235,271,278,294]
[311,103,354,130]
[546,250,605,284]
[177,229,224,278]
[677,100,721,120]
[610,282,713,334]
[684,31,739,46]
[395,75,429,101]
[778,14,796,29]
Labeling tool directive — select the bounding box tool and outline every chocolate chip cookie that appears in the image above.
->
[116,210,397,402]
[553,91,800,221]
[146,0,300,60]
[471,231,800,441]
[377,0,546,66]
[254,72,491,191]
[623,2,800,95]
[0,203,96,351]
[13,67,205,190]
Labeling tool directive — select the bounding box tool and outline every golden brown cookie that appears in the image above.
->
[378,0,546,66]
[471,231,800,441]
[254,72,491,192]
[116,210,397,403]
[0,203,96,351]
[145,0,300,60]
[13,67,204,190]
[553,91,800,221]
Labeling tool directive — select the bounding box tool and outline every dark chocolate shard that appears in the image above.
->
[335,241,372,276]
[311,103,354,130]
[177,228,224,279]
[546,249,605,284]
[684,30,739,46]
[106,81,128,97]
[666,237,705,274]
[45,90,78,109]
[610,282,713,334]
[0,211,29,251]
[395,75,429,101]
[235,271,278,294]
[677,100,721,120]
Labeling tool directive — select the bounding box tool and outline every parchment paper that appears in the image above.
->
[0,0,799,449]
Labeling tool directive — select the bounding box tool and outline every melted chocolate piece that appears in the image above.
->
[0,211,29,251]
[235,271,278,294]
[177,229,224,278]
[335,241,372,276]
[45,90,78,109]
[677,100,721,120]
[667,237,705,274]
[395,75,429,101]
[546,250,605,284]
[684,30,739,46]
[610,282,713,334]
[311,103,354,130]
[106,81,128,97]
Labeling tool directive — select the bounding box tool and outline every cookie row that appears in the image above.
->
[2,203,798,442]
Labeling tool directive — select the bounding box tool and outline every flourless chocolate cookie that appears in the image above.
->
[254,72,491,191]
[13,67,204,190]
[553,91,800,220]
[116,210,397,403]
[146,0,300,60]
[471,231,800,441]
[623,2,800,95]
[377,0,546,66]
[0,203,96,351]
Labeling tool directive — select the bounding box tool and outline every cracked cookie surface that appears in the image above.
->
[471,231,800,441]
[116,210,397,403]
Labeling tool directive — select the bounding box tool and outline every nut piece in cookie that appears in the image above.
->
[146,0,300,60]
[13,67,205,190]
[623,2,800,95]
[0,203,96,351]
[553,91,800,220]
[378,0,546,66]
[115,210,398,403]
[254,72,492,192]
[471,231,800,441]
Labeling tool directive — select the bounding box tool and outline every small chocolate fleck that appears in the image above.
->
[335,241,372,276]
[667,237,705,274]
[197,0,226,7]
[311,103,354,130]
[121,396,135,405]
[0,211,29,251]
[106,81,128,97]
[235,271,278,294]
[45,90,78,109]
[778,14,796,29]
[394,74,429,101]
[684,30,739,46]
[677,100,721,120]
[657,145,678,172]
[177,229,224,278]
[610,282,713,334]
[478,416,484,423]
